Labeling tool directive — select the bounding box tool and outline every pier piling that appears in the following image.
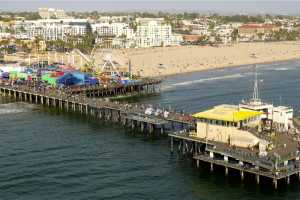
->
[225,167,228,176]
[273,179,278,189]
[256,175,260,184]
[240,171,244,181]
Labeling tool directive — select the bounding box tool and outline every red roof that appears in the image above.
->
[240,24,276,29]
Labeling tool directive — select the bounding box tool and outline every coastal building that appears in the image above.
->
[92,22,134,48]
[91,23,134,38]
[238,23,280,41]
[193,104,267,149]
[14,19,88,41]
[182,34,204,44]
[169,99,300,188]
[135,18,183,48]
[0,22,11,39]
[38,8,67,19]
[190,24,209,36]
[169,80,300,188]
[97,16,130,23]
[214,24,234,44]
[273,106,293,130]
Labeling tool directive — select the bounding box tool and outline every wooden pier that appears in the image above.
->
[169,132,300,189]
[0,83,194,135]
[69,78,162,98]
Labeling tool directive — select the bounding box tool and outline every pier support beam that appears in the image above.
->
[210,163,214,172]
[66,101,69,111]
[196,160,199,168]
[47,98,50,107]
[256,174,260,184]
[85,105,88,115]
[99,110,103,120]
[149,124,154,134]
[273,179,278,189]
[80,104,83,114]
[170,137,174,153]
[287,176,290,185]
[160,127,164,135]
[225,167,228,176]
[240,171,244,181]
[59,100,63,109]
[140,122,144,132]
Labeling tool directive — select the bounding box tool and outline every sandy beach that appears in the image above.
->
[4,41,300,77]
[116,41,300,77]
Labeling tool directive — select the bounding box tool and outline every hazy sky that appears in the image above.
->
[1,0,300,15]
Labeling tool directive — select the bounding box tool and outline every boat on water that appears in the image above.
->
[169,66,300,188]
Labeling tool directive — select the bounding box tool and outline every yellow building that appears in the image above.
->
[193,104,268,149]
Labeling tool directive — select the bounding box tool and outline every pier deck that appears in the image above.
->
[0,83,194,135]
[69,78,162,97]
[169,132,300,188]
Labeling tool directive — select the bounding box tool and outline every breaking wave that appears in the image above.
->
[0,102,37,115]
[273,67,289,71]
[171,73,244,87]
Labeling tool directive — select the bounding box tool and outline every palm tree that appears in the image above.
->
[33,36,42,52]
[231,29,239,42]
[0,39,10,54]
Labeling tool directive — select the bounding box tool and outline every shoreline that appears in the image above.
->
[118,41,300,78]
[155,57,300,79]
[3,41,300,80]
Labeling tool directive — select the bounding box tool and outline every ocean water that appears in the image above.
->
[1,60,300,200]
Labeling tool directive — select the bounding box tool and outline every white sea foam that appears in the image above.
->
[171,74,244,87]
[0,102,36,115]
[273,67,289,71]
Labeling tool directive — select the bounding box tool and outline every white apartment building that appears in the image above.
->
[91,23,134,38]
[135,18,182,48]
[97,16,130,23]
[190,24,209,36]
[14,19,88,41]
[215,24,234,36]
[38,8,67,19]
[214,24,234,44]
[0,22,11,39]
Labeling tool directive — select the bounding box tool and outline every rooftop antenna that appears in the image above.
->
[252,65,259,101]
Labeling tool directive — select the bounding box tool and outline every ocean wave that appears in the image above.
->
[0,102,36,115]
[261,67,291,71]
[273,67,289,71]
[170,74,244,87]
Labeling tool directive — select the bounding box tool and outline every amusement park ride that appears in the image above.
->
[73,44,133,84]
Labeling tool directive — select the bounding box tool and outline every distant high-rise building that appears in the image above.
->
[135,18,182,48]
[38,8,67,19]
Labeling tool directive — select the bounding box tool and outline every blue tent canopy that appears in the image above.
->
[57,71,98,86]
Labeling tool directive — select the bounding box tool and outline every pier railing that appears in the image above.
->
[0,83,195,127]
